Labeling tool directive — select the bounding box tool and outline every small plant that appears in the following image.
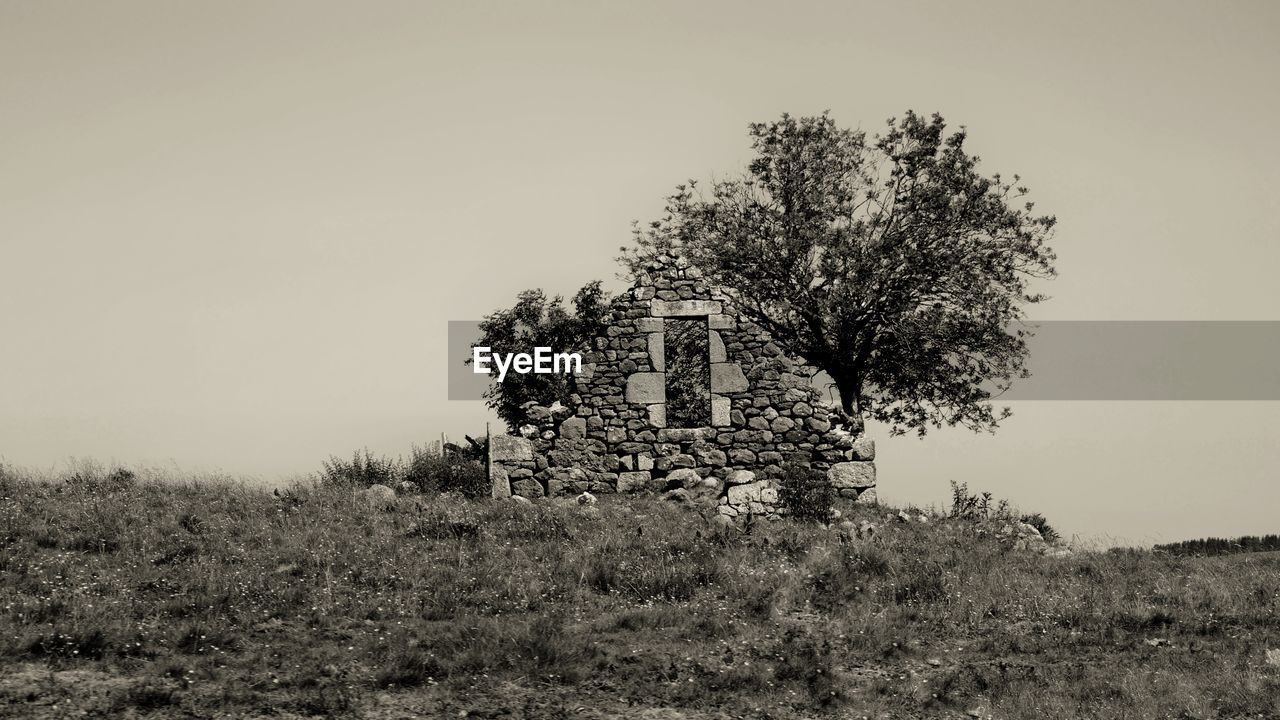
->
[779,463,836,523]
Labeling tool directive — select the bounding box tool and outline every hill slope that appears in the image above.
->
[1,474,1278,719]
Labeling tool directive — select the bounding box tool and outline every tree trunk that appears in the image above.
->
[835,379,865,435]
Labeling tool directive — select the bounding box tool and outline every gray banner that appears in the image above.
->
[447,321,1280,401]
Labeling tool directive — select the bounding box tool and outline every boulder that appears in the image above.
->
[576,492,598,506]
[356,484,396,508]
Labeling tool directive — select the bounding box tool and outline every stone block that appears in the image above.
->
[850,437,876,461]
[657,428,708,443]
[854,487,878,505]
[709,330,726,362]
[647,333,665,372]
[666,468,702,488]
[707,314,736,330]
[727,479,775,505]
[651,299,722,317]
[725,469,756,485]
[490,464,510,499]
[511,478,544,498]
[828,461,876,489]
[559,417,586,440]
[770,416,796,433]
[647,403,666,428]
[710,363,749,393]
[490,435,532,462]
[636,317,663,332]
[711,395,731,426]
[618,471,655,493]
[625,372,666,404]
[693,446,727,467]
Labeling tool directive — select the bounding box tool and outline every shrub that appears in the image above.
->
[779,463,835,523]
[404,444,489,498]
[1019,512,1060,543]
[318,449,399,488]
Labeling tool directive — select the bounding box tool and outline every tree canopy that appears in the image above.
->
[623,111,1057,435]
[471,282,610,431]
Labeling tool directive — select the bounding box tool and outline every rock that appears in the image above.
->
[576,492,597,505]
[669,454,696,468]
[625,372,666,404]
[711,515,737,531]
[356,484,396,507]
[791,402,813,417]
[559,417,587,440]
[490,435,533,462]
[769,416,795,433]
[726,479,776,505]
[725,470,756,485]
[1266,649,1280,667]
[396,481,418,494]
[490,464,511,499]
[805,416,831,432]
[858,521,877,538]
[511,478,544,498]
[510,495,532,505]
[665,468,702,488]
[617,471,655,493]
[711,395,731,426]
[850,436,876,461]
[896,510,911,523]
[710,363,749,393]
[693,446,727,467]
[661,488,692,504]
[854,488,877,505]
[828,461,876,489]
[835,520,858,542]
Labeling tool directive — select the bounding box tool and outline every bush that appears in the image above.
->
[1019,512,1060,543]
[318,449,399,488]
[779,463,835,523]
[404,444,489,498]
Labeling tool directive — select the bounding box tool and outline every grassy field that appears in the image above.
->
[1,468,1278,719]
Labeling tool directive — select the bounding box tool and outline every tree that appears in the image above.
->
[471,282,611,431]
[623,112,1057,436]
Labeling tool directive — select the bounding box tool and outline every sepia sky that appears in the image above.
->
[3,0,1279,545]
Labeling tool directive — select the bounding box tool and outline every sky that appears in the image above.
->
[2,0,1278,545]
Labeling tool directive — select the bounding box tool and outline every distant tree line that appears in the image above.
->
[1154,534,1280,557]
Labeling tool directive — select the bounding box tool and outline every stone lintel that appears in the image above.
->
[651,299,722,317]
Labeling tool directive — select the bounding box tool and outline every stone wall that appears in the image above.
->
[487,253,876,519]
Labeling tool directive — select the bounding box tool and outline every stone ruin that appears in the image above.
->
[487,252,876,520]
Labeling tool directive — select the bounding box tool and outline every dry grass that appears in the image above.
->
[0,465,1277,719]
